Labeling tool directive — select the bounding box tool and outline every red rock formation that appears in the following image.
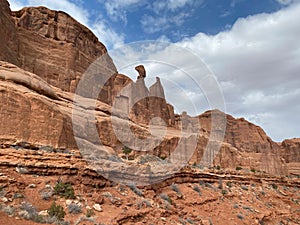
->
[0,0,19,66]
[0,0,298,177]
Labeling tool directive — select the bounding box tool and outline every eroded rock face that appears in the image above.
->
[11,6,116,93]
[0,4,133,106]
[197,110,287,174]
[0,0,19,66]
[0,1,298,177]
[281,138,300,175]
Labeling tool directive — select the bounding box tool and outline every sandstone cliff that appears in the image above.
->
[0,0,298,178]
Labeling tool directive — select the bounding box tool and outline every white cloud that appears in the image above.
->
[152,0,199,12]
[141,12,189,34]
[8,0,26,10]
[98,0,144,23]
[176,3,300,141]
[91,21,125,49]
[276,0,294,5]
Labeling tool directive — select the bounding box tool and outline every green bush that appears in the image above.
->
[271,183,278,189]
[221,190,228,195]
[122,146,132,160]
[86,208,95,218]
[48,202,66,221]
[54,181,75,199]
[236,166,243,171]
[226,181,233,188]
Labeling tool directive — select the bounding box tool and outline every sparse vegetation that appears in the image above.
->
[237,214,244,220]
[160,193,172,205]
[193,185,201,195]
[236,166,243,171]
[241,185,249,191]
[226,181,233,188]
[54,181,75,199]
[186,218,195,224]
[271,183,278,189]
[48,202,66,221]
[250,168,256,173]
[128,183,143,197]
[137,199,152,209]
[40,187,53,200]
[75,216,96,225]
[221,190,228,195]
[86,208,95,218]
[67,203,82,214]
[122,146,132,160]
[171,183,181,194]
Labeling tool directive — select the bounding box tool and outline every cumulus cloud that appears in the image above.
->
[141,12,189,34]
[175,3,300,141]
[98,0,145,24]
[91,21,125,49]
[276,0,294,5]
[152,0,200,12]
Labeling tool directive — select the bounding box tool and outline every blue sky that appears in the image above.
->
[8,0,300,141]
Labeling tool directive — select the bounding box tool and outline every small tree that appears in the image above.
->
[122,146,132,160]
[48,202,66,221]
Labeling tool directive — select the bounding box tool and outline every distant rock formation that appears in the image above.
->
[135,65,146,79]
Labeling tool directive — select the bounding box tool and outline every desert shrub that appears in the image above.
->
[20,202,37,215]
[48,202,66,221]
[86,208,95,218]
[137,199,151,209]
[250,168,256,173]
[215,165,221,170]
[192,185,201,195]
[237,214,244,220]
[241,185,249,191]
[236,166,243,171]
[170,183,181,194]
[2,205,15,216]
[226,181,233,188]
[54,181,75,199]
[67,203,82,214]
[186,218,195,224]
[19,202,46,223]
[271,183,278,189]
[221,190,228,195]
[128,183,143,197]
[75,216,96,225]
[160,193,172,205]
[122,146,132,160]
[40,188,53,200]
[13,193,24,199]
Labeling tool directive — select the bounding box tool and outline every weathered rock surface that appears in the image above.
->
[0,1,132,106]
[0,0,19,66]
[281,138,300,175]
[0,0,298,179]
